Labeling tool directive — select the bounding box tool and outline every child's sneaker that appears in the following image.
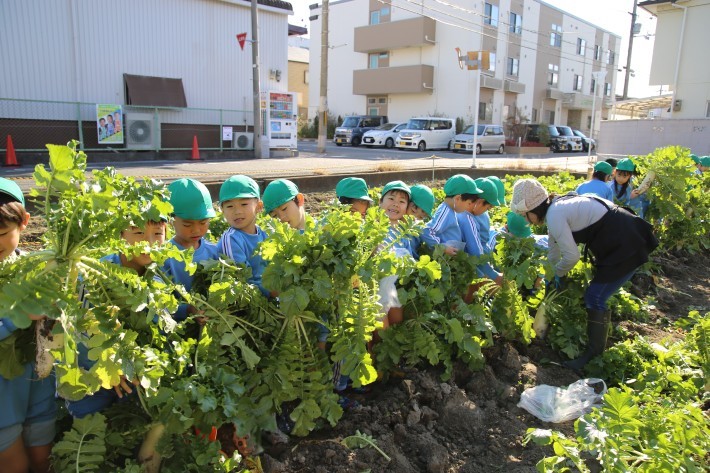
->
[336,394,361,410]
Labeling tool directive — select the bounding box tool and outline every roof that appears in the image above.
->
[289,24,308,36]
[639,0,690,15]
[288,46,309,63]
[614,94,673,114]
[237,0,293,13]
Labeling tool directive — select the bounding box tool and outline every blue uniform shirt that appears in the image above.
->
[218,226,269,296]
[473,211,494,254]
[163,237,220,320]
[457,212,499,280]
[576,179,613,201]
[421,202,461,247]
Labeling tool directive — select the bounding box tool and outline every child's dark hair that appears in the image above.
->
[448,193,480,202]
[338,196,356,205]
[611,178,630,200]
[605,158,618,168]
[0,194,27,227]
[383,189,410,203]
[592,170,609,181]
[527,194,557,222]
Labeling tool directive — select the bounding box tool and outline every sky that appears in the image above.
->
[288,0,661,99]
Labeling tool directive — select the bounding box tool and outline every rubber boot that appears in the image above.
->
[563,309,609,371]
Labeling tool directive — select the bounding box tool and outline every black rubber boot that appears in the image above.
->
[563,309,609,371]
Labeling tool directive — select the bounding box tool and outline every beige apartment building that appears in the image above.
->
[308,0,620,136]
[639,0,710,119]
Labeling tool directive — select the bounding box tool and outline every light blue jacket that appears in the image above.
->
[421,202,461,247]
[218,226,269,296]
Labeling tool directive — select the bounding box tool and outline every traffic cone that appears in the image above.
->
[4,135,19,166]
[190,135,200,160]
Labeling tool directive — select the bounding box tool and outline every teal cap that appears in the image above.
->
[690,154,700,164]
[507,211,532,238]
[700,156,710,167]
[410,184,434,217]
[616,158,635,172]
[0,178,24,206]
[381,180,411,198]
[219,175,260,204]
[336,177,373,201]
[475,177,499,207]
[487,176,506,206]
[444,174,481,196]
[263,179,299,214]
[594,161,613,175]
[168,178,216,220]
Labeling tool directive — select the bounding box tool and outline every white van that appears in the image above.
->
[396,117,456,151]
[452,124,506,154]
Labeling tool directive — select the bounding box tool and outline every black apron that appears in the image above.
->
[559,195,658,283]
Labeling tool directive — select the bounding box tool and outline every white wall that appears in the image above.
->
[598,118,710,156]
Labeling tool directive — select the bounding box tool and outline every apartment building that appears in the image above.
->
[308,0,620,136]
[639,0,710,119]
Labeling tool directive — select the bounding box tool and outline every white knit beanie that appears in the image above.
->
[510,179,549,214]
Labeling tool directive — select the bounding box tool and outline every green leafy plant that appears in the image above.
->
[341,430,391,462]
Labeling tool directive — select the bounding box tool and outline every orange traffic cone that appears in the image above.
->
[4,135,19,166]
[190,135,200,160]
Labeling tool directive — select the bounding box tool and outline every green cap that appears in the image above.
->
[444,174,481,196]
[168,178,215,220]
[507,211,532,238]
[0,178,24,206]
[335,177,372,202]
[616,158,635,172]
[690,154,700,164]
[700,156,710,167]
[263,179,299,214]
[381,180,411,198]
[474,177,499,207]
[487,176,506,206]
[410,184,435,217]
[219,175,260,204]
[593,161,613,175]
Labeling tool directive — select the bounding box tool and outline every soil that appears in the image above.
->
[19,183,710,473]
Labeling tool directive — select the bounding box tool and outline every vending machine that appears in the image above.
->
[261,91,297,149]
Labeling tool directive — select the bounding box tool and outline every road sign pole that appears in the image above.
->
[471,66,480,169]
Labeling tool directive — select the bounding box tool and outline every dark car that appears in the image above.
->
[333,115,388,147]
[572,129,596,152]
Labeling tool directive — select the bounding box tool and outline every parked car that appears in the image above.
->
[572,129,596,152]
[362,122,407,148]
[333,115,388,147]
[555,126,584,152]
[396,117,456,151]
[524,124,580,153]
[452,124,506,154]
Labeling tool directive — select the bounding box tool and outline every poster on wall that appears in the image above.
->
[96,104,124,144]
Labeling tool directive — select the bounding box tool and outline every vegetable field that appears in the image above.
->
[6,143,709,473]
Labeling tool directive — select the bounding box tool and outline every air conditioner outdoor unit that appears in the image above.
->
[233,132,254,150]
[126,112,160,150]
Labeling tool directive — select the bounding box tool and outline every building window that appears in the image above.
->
[532,108,538,122]
[381,6,390,16]
[370,10,380,25]
[590,78,596,94]
[604,82,612,96]
[587,115,592,128]
[368,52,388,69]
[573,74,582,91]
[487,52,496,72]
[547,110,556,124]
[547,63,559,86]
[368,107,379,115]
[304,70,309,85]
[577,38,586,56]
[594,45,601,60]
[484,3,499,27]
[706,101,710,118]
[478,102,492,121]
[509,12,522,34]
[507,57,519,76]
[608,51,615,65]
[550,24,562,47]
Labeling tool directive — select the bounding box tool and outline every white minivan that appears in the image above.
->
[396,117,456,151]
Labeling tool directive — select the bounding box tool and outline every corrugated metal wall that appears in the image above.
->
[0,0,289,121]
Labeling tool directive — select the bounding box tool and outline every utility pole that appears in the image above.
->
[251,0,265,158]
[622,0,638,100]
[317,0,329,154]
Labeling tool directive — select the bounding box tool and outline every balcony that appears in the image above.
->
[546,87,564,100]
[353,65,435,95]
[354,17,436,53]
[480,75,503,90]
[562,92,595,110]
[504,79,525,94]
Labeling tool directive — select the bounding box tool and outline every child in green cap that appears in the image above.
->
[217,175,270,296]
[696,156,710,175]
[576,162,614,201]
[163,178,220,321]
[0,178,57,473]
[407,184,434,221]
[474,176,506,254]
[263,179,307,231]
[421,174,481,255]
[335,177,373,218]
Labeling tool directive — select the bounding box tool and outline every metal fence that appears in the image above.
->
[0,98,255,152]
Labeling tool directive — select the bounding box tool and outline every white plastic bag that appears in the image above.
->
[517,378,607,423]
